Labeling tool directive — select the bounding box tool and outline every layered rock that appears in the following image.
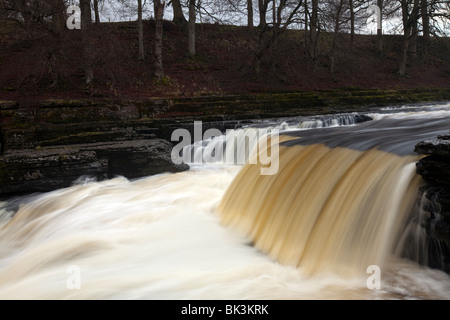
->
[0,139,188,195]
[0,98,260,196]
[0,99,190,196]
[414,133,450,273]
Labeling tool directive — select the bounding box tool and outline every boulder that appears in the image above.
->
[415,134,450,156]
[415,133,450,187]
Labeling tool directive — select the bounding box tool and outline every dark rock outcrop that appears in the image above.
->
[414,133,450,274]
[0,139,188,195]
[415,134,450,186]
[0,92,442,196]
[415,134,450,156]
[0,99,192,196]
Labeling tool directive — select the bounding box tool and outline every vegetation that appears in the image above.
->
[0,0,450,103]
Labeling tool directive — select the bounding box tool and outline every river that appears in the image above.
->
[0,102,449,300]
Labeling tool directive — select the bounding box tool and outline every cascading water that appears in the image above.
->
[0,104,449,300]
[180,113,372,166]
[218,142,422,277]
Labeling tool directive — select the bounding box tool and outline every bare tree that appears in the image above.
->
[418,0,450,53]
[349,0,355,47]
[154,0,165,81]
[188,0,196,57]
[0,0,72,88]
[377,0,383,53]
[308,0,319,61]
[329,0,346,73]
[52,0,66,36]
[93,0,101,24]
[410,14,418,58]
[0,0,64,32]
[421,0,430,43]
[247,0,254,28]
[138,0,144,60]
[49,0,67,87]
[112,0,147,61]
[398,0,420,76]
[258,0,270,28]
[81,0,94,84]
[254,0,303,73]
[171,0,187,26]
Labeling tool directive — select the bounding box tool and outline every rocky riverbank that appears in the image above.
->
[415,133,450,273]
[1,88,441,196]
[1,88,450,196]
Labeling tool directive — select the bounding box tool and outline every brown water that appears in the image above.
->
[219,143,422,277]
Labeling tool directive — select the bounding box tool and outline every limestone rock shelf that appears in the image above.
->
[0,139,188,195]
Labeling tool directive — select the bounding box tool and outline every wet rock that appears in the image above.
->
[416,155,450,186]
[417,186,450,273]
[0,148,107,194]
[415,134,450,187]
[415,132,450,273]
[0,139,189,196]
[415,134,450,156]
[87,139,189,178]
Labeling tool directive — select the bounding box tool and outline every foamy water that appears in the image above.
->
[1,166,449,300]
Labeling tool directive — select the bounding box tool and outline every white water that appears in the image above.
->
[1,166,449,300]
[0,104,449,300]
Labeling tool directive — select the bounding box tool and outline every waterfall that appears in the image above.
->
[218,142,423,277]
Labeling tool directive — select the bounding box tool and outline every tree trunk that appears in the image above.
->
[80,1,92,38]
[49,0,66,88]
[410,19,418,59]
[258,0,268,28]
[93,0,100,25]
[330,0,344,73]
[272,0,276,27]
[247,0,254,28]
[138,0,144,60]
[80,0,94,84]
[376,0,383,54]
[304,0,309,48]
[309,0,319,61]
[172,0,187,26]
[398,0,420,76]
[154,0,165,81]
[398,27,410,76]
[253,0,302,74]
[51,0,65,36]
[421,0,430,52]
[349,0,354,49]
[188,0,196,57]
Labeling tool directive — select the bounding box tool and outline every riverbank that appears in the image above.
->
[2,20,450,103]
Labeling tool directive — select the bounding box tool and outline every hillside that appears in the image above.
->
[1,19,450,104]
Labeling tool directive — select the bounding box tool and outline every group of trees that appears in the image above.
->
[1,0,449,88]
